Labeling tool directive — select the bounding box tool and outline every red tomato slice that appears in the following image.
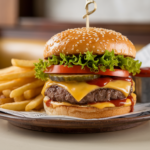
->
[132,67,150,77]
[44,65,129,77]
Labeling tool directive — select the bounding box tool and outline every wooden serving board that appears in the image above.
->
[0,112,150,133]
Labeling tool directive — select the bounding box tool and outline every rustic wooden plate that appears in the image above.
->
[0,112,149,133]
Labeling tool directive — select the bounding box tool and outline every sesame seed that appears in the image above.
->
[86,37,88,39]
[89,41,92,43]
[76,49,79,52]
[86,43,89,46]
[75,37,78,40]
[77,42,79,44]
[75,44,78,46]
[86,48,88,50]
[80,40,82,43]
[93,46,95,48]
[103,40,105,42]
[100,42,102,44]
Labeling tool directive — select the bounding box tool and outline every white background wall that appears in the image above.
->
[45,0,150,23]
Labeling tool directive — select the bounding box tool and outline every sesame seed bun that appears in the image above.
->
[44,98,136,119]
[44,27,136,59]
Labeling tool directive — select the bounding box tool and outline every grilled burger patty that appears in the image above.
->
[45,85,133,105]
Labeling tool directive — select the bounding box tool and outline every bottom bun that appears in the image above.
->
[44,101,136,119]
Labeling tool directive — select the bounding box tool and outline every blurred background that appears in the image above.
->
[0,0,150,68]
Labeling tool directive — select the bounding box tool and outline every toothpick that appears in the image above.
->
[83,0,97,29]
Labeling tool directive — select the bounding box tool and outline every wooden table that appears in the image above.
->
[0,119,150,150]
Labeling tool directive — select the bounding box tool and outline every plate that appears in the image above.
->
[0,112,150,133]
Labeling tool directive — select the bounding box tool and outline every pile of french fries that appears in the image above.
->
[0,59,45,111]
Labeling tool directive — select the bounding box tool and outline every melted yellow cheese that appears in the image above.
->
[42,79,131,102]
[44,93,136,109]
[104,80,131,97]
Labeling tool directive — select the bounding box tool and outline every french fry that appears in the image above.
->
[0,81,11,84]
[24,86,43,100]
[14,95,25,102]
[34,102,44,110]
[2,89,11,98]
[0,78,36,91]
[11,59,39,68]
[0,95,6,99]
[0,98,14,105]
[0,66,35,80]
[25,94,43,111]
[0,100,30,111]
[10,80,45,98]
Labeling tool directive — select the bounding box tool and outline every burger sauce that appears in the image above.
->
[46,100,51,107]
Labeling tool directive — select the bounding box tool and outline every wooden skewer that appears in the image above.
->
[83,0,97,28]
[86,5,89,28]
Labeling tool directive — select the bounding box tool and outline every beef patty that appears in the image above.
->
[45,85,132,105]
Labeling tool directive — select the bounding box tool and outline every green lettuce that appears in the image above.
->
[34,50,142,81]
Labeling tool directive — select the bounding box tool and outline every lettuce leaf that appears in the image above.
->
[34,50,142,81]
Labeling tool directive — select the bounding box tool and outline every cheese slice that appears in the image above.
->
[42,79,131,102]
[44,93,136,109]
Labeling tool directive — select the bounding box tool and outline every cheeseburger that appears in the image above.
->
[35,27,142,119]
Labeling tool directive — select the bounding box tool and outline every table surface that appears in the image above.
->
[0,120,150,150]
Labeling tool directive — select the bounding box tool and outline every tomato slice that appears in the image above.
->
[132,67,150,77]
[44,65,129,77]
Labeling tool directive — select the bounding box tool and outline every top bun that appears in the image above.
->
[44,27,136,58]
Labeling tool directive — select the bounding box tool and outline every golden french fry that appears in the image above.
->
[0,98,14,105]
[14,95,25,102]
[0,95,6,99]
[0,78,36,91]
[25,94,43,111]
[0,100,30,111]
[11,59,39,68]
[24,86,43,100]
[10,80,45,98]
[0,81,11,84]
[0,66,35,80]
[34,102,44,110]
[2,90,11,98]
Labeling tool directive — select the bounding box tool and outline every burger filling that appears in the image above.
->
[34,50,139,111]
[45,85,133,105]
